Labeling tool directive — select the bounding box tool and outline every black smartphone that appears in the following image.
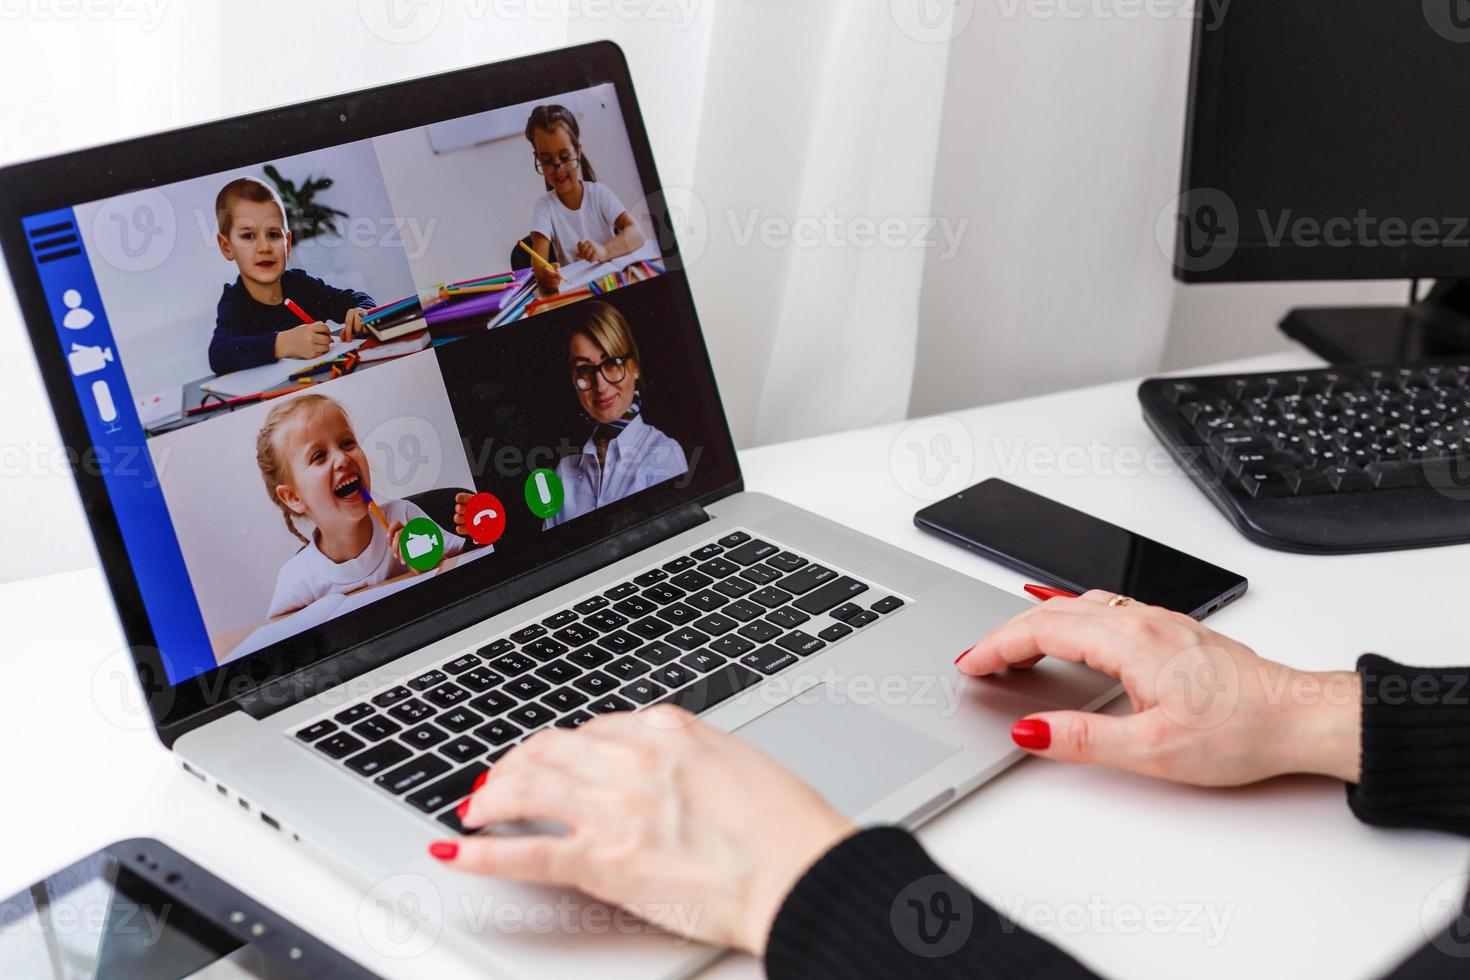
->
[914,479,1248,619]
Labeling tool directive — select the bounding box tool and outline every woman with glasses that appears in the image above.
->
[523,104,646,294]
[542,302,687,530]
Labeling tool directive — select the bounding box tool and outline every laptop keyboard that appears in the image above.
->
[289,530,909,834]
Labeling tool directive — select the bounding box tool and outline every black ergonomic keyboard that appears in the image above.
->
[1139,359,1470,554]
[290,530,908,834]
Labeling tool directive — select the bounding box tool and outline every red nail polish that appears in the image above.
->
[455,799,471,820]
[471,771,488,793]
[428,841,458,861]
[1011,718,1051,750]
[1023,584,1080,602]
[954,646,972,664]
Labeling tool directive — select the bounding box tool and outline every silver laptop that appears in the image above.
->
[0,42,1118,979]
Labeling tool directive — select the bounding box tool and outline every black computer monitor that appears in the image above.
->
[1174,3,1470,360]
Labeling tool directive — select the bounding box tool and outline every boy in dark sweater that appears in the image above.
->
[208,176,375,375]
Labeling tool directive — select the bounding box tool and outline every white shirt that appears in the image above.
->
[529,181,628,266]
[267,498,464,617]
[544,415,689,530]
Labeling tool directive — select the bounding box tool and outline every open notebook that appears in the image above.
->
[200,338,365,398]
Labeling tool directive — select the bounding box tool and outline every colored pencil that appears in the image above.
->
[284,299,315,325]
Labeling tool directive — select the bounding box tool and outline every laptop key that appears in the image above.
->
[605,582,640,600]
[424,683,470,709]
[749,586,793,609]
[777,564,838,595]
[535,660,582,684]
[469,690,518,717]
[345,741,410,777]
[375,755,452,796]
[505,677,551,699]
[716,531,751,548]
[738,620,781,643]
[553,622,600,646]
[766,607,810,630]
[723,599,764,622]
[656,603,700,626]
[680,650,724,674]
[713,577,756,599]
[622,679,668,704]
[689,543,725,561]
[607,656,651,681]
[663,555,697,572]
[443,653,481,675]
[739,565,783,586]
[489,653,536,677]
[478,639,514,658]
[407,762,488,814]
[829,602,865,623]
[508,704,557,730]
[661,663,762,713]
[765,551,808,573]
[458,666,503,693]
[573,671,619,696]
[629,615,674,639]
[555,710,594,729]
[585,610,630,632]
[643,583,685,605]
[792,577,868,615]
[693,612,738,636]
[401,723,449,750]
[441,736,488,766]
[634,569,669,586]
[587,695,636,715]
[634,642,681,666]
[776,631,826,657]
[742,646,798,676]
[574,595,610,614]
[438,708,483,733]
[724,539,778,565]
[387,699,435,724]
[523,638,569,663]
[669,570,714,592]
[709,634,755,658]
[353,715,402,742]
[848,610,879,628]
[295,720,337,742]
[569,646,614,669]
[473,719,524,747]
[542,687,590,712]
[667,627,711,651]
[334,703,374,724]
[614,595,658,618]
[543,609,579,629]
[372,686,412,708]
[510,624,547,644]
[652,663,698,689]
[818,623,853,643]
[597,630,644,655]
[408,669,448,691]
[698,557,740,579]
[685,589,729,613]
[315,732,365,759]
[871,596,905,614]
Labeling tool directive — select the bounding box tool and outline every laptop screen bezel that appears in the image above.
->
[0,42,742,742]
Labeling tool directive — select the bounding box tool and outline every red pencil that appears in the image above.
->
[284,299,315,325]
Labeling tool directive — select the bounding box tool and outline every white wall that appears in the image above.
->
[147,349,471,646]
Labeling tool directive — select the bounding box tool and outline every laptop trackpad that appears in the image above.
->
[734,686,961,817]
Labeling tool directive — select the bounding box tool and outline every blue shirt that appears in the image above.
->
[209,268,374,375]
[543,414,689,529]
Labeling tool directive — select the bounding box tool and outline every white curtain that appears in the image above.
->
[0,0,1186,582]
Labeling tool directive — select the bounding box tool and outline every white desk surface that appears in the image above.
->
[4,350,1467,979]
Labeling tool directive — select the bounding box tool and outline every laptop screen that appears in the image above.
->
[10,60,738,696]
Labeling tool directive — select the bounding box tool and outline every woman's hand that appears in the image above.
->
[433,708,855,955]
[957,591,1362,786]
[274,321,332,360]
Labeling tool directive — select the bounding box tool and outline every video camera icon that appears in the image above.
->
[68,342,114,377]
[398,516,446,573]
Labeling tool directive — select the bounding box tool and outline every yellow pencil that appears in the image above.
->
[446,282,513,295]
[517,240,563,283]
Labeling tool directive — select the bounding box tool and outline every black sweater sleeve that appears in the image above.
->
[1347,654,1470,836]
[766,654,1470,980]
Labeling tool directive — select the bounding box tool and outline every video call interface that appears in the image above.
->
[23,82,725,685]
